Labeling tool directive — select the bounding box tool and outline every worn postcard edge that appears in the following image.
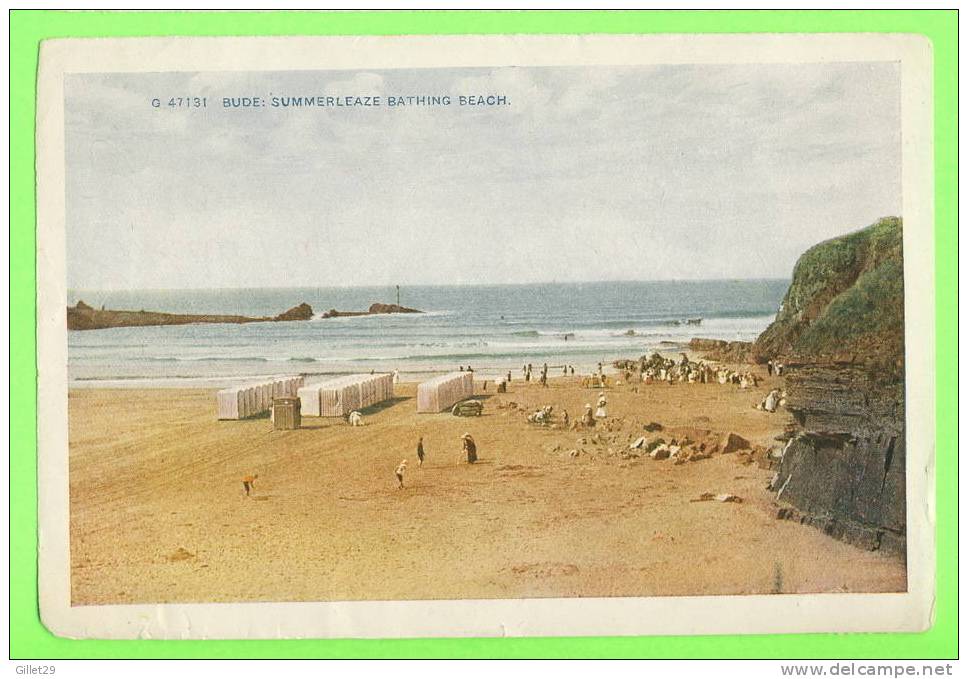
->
[35,33,935,639]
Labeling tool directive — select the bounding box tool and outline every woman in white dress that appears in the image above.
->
[595,392,608,419]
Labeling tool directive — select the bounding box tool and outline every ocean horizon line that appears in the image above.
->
[67,277,791,295]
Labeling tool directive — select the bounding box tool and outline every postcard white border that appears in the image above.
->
[36,33,935,639]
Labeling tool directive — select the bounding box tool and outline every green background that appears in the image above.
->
[9,10,957,659]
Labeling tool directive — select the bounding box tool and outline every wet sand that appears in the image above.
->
[68,372,906,605]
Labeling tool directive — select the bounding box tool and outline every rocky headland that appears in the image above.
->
[67,300,315,331]
[759,217,906,553]
[684,217,905,553]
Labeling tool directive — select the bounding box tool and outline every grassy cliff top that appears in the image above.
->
[753,217,904,375]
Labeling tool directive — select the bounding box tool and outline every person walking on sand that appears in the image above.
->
[395,459,408,488]
[462,433,478,464]
[507,370,512,384]
[241,473,258,497]
[416,436,425,466]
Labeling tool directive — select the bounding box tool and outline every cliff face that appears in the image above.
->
[759,217,906,554]
[774,363,906,553]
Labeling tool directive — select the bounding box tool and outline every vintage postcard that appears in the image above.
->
[36,34,935,639]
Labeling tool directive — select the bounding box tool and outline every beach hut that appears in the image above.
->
[243,386,257,418]
[381,372,394,401]
[358,372,393,407]
[216,387,245,420]
[297,383,321,417]
[271,396,301,430]
[298,374,394,418]
[316,376,360,417]
[216,375,306,420]
[417,371,475,413]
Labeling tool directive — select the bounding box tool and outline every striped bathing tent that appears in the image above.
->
[298,373,395,417]
[417,371,474,413]
[216,375,304,420]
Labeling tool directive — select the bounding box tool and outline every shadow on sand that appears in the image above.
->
[359,395,411,416]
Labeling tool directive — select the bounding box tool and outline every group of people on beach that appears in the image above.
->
[243,347,784,495]
[524,391,608,431]
[618,353,760,390]
[394,432,477,488]
[514,362,576,388]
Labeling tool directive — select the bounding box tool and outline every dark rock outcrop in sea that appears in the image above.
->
[321,303,423,319]
[67,301,315,331]
[273,303,314,322]
[760,217,906,554]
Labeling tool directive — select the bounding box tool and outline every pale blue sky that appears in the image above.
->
[65,62,901,290]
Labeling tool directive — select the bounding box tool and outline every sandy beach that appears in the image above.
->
[68,369,906,606]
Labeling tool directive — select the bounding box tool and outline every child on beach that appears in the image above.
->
[417,437,425,466]
[395,460,407,488]
[241,474,258,497]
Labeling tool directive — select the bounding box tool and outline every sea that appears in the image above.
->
[67,280,788,387]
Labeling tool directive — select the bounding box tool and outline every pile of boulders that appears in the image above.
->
[502,404,767,470]
[636,428,754,465]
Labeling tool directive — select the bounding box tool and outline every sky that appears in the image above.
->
[64,62,902,290]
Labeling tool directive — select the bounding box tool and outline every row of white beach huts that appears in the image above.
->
[216,376,305,420]
[216,371,475,420]
[298,372,395,417]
